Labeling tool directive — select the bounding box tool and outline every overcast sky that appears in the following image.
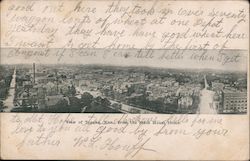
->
[1,49,248,72]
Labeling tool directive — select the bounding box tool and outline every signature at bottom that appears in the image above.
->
[100,137,157,158]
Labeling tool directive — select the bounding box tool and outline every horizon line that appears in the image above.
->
[1,63,247,73]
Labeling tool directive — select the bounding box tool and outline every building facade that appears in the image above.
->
[221,90,247,114]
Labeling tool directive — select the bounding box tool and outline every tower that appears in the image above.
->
[33,63,35,85]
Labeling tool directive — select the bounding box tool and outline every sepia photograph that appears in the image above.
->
[0,49,247,114]
[0,0,249,160]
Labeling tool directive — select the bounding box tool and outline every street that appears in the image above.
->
[198,75,217,114]
[3,67,16,112]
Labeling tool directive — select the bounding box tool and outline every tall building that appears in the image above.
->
[221,90,247,114]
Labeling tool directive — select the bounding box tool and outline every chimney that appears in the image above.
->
[33,63,35,85]
[56,69,59,94]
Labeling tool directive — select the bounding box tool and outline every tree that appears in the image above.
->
[81,92,94,106]
[0,101,3,111]
[101,98,111,107]
[70,85,76,96]
[69,97,82,112]
[53,99,69,112]
[95,96,103,103]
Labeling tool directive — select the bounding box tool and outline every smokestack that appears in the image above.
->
[55,69,59,94]
[33,63,35,85]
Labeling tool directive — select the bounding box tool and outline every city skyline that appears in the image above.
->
[0,63,247,114]
[1,63,248,74]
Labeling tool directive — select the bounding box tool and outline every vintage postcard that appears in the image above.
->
[0,0,249,160]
